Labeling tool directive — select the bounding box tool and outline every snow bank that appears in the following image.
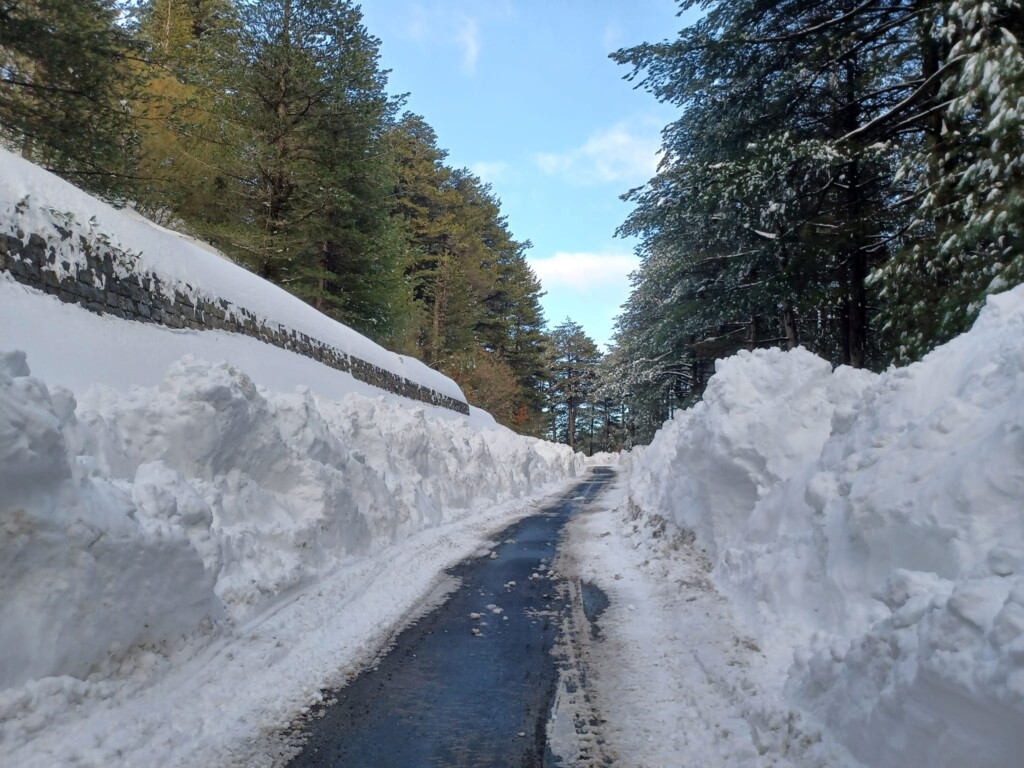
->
[0,147,463,403]
[0,350,582,696]
[627,285,1024,767]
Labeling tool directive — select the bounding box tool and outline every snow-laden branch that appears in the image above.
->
[839,55,967,143]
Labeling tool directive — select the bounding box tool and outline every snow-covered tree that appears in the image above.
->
[874,0,1024,360]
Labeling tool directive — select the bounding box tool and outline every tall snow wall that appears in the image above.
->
[0,150,585,696]
[626,285,1024,768]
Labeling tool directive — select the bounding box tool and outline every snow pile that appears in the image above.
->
[627,347,873,562]
[627,285,1024,767]
[0,350,582,698]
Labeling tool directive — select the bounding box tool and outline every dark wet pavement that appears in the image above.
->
[287,467,616,768]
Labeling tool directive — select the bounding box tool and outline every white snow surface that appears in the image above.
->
[0,147,464,403]
[563,478,859,767]
[623,285,1024,767]
[0,348,582,766]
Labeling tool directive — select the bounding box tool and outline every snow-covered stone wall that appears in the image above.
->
[0,147,468,414]
[0,223,468,414]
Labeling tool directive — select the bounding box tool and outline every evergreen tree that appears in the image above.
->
[193,0,408,338]
[0,0,142,194]
[547,319,601,450]
[874,0,1024,359]
[481,251,550,432]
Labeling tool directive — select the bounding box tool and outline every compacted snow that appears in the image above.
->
[601,284,1024,767]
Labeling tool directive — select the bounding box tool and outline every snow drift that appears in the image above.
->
[626,285,1024,768]
[0,350,582,694]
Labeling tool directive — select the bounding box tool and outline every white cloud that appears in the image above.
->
[533,121,662,186]
[468,161,509,185]
[456,18,481,74]
[529,252,639,291]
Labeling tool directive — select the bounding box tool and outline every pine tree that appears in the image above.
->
[874,0,1024,359]
[547,319,601,450]
[0,0,142,195]
[188,0,408,339]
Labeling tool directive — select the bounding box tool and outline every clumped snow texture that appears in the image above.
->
[627,285,1024,768]
[0,351,582,720]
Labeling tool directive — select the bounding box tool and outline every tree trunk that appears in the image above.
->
[841,55,868,368]
[839,291,852,365]
[315,240,329,311]
[429,268,446,365]
[849,250,867,368]
[567,397,576,449]
[782,302,798,349]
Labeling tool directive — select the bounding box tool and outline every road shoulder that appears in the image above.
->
[560,473,858,767]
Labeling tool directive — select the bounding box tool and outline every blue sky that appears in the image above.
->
[359,1,699,348]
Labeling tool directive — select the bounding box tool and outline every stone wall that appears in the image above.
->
[0,225,470,415]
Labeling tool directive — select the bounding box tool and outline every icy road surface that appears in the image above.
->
[287,468,616,767]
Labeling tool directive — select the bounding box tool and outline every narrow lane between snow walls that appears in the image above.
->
[283,467,617,768]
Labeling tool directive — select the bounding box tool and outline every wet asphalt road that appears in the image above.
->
[287,467,615,768]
